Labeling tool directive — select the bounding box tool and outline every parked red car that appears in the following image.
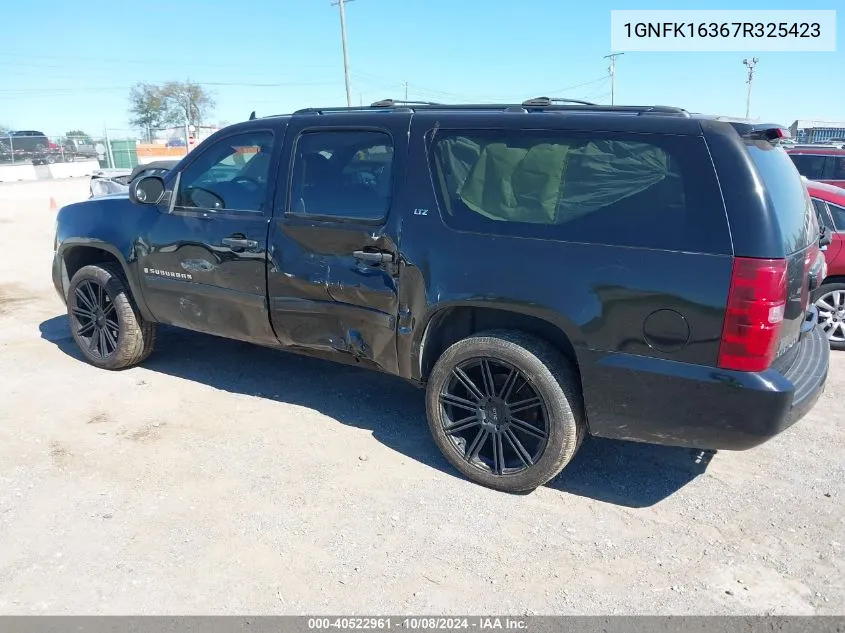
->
[808,180,845,348]
[788,147,845,188]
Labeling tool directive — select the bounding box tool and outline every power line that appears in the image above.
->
[0,80,336,95]
[582,77,611,101]
[530,76,609,97]
[0,52,336,71]
[351,71,610,105]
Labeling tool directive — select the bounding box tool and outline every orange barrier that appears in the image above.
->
[136,145,191,157]
[135,144,259,157]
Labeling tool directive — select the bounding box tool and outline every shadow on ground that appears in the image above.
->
[39,315,711,508]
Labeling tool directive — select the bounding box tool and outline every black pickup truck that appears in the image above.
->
[52,99,830,492]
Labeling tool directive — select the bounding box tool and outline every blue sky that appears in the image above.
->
[0,0,842,137]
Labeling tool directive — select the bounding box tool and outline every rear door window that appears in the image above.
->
[288,130,394,222]
[746,142,815,253]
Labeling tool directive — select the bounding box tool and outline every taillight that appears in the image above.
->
[718,257,788,372]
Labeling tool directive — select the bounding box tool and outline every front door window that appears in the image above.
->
[175,131,275,213]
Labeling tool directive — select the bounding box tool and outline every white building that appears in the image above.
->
[789,120,845,144]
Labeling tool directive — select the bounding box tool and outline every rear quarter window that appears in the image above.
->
[747,142,815,253]
[427,129,730,254]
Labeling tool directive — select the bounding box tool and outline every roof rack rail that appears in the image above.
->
[522,96,597,107]
[290,101,692,117]
[371,98,441,107]
[517,99,689,117]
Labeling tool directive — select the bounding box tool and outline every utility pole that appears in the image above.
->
[331,0,354,107]
[404,81,408,101]
[743,57,759,119]
[604,52,624,105]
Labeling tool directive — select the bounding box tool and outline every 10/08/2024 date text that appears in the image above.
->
[307,618,528,630]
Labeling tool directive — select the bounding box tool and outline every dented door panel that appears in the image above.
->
[138,211,277,345]
[267,112,410,373]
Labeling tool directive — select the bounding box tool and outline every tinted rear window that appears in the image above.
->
[746,142,815,253]
[428,129,730,253]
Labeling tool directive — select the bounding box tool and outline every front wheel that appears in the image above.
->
[425,330,585,493]
[67,263,157,369]
[815,282,845,350]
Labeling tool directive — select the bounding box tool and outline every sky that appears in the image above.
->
[0,0,842,137]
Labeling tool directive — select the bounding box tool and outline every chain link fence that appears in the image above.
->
[1,125,219,169]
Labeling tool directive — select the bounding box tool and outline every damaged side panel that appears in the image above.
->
[266,111,410,374]
[138,210,278,345]
[267,216,400,372]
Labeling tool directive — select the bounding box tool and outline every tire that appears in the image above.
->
[815,282,845,351]
[425,329,585,493]
[66,263,157,369]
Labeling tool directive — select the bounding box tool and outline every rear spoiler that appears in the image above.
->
[701,116,791,142]
[727,121,791,142]
[740,123,792,142]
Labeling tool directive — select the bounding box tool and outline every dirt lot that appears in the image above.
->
[0,179,842,615]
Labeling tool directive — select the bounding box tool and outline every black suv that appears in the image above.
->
[1,129,50,160]
[52,99,830,492]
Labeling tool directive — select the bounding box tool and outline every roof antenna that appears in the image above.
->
[249,111,256,120]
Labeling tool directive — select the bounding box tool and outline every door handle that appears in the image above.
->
[353,250,395,264]
[222,237,258,250]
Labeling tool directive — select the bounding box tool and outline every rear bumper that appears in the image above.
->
[779,322,829,429]
[579,324,829,451]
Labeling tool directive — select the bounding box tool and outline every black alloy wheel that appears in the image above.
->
[439,357,549,476]
[425,330,585,493]
[66,263,157,369]
[70,279,120,360]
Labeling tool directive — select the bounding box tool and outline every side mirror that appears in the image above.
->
[129,175,166,206]
[820,225,832,249]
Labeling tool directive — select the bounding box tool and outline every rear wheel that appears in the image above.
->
[67,263,156,369]
[815,282,845,350]
[425,329,585,493]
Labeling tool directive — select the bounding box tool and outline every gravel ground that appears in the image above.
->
[0,179,843,615]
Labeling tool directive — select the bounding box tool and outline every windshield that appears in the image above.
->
[746,142,816,253]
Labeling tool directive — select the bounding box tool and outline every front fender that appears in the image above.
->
[54,197,157,321]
